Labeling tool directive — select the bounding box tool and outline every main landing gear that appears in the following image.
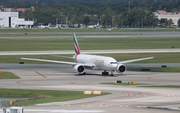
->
[78,72,86,75]
[102,71,114,76]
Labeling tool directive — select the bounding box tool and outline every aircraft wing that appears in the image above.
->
[50,55,74,59]
[21,57,94,67]
[117,57,154,64]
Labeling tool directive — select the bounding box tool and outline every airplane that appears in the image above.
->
[21,33,153,76]
[87,23,100,29]
[38,23,51,29]
[87,25,95,28]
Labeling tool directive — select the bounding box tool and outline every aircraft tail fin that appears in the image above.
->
[73,33,81,55]
[48,23,51,27]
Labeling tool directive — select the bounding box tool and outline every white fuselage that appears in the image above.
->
[74,54,118,71]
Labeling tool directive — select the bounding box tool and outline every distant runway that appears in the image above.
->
[0,49,180,55]
[0,31,180,39]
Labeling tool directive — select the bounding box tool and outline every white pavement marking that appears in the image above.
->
[99,104,108,107]
[119,105,129,108]
[0,49,180,55]
[120,93,180,98]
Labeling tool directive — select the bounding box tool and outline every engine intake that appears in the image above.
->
[73,65,85,74]
[116,64,126,73]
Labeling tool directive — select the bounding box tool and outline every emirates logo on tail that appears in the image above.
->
[73,33,81,55]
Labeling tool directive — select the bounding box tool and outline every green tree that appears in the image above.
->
[167,19,174,26]
[102,7,114,27]
[178,19,180,27]
[7,0,179,27]
[20,9,34,20]
[84,16,90,26]
[120,8,158,28]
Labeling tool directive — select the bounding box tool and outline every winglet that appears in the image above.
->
[73,33,81,55]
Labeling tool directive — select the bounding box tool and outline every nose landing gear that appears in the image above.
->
[102,71,114,76]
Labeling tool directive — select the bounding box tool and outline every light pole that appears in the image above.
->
[142,17,146,28]
[121,19,125,28]
[56,18,57,25]
[112,15,120,28]
[100,15,101,28]
[106,21,107,28]
[141,19,143,28]
[66,15,68,27]
[112,16,114,28]
[36,0,37,8]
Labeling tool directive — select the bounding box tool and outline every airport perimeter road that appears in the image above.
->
[0,64,180,113]
[0,49,180,55]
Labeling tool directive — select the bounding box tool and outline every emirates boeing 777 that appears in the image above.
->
[21,33,153,76]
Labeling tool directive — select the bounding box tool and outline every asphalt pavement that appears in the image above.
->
[0,64,180,113]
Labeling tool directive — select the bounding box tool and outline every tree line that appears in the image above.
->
[1,0,180,27]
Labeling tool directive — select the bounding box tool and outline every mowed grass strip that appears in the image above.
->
[0,72,20,79]
[0,33,70,37]
[0,33,139,37]
[101,53,180,63]
[0,88,109,106]
[0,37,180,51]
[0,28,111,33]
[0,53,180,64]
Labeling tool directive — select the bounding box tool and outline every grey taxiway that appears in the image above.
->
[0,64,180,113]
[0,31,180,112]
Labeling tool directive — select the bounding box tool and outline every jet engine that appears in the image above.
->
[73,65,85,74]
[116,64,126,73]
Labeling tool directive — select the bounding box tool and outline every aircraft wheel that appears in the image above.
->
[110,74,114,76]
[79,72,86,75]
[102,71,109,75]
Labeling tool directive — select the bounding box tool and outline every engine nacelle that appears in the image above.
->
[73,65,85,74]
[116,64,126,73]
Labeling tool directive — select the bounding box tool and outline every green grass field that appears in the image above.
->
[0,52,179,64]
[0,28,180,33]
[0,88,108,106]
[0,72,20,79]
[0,37,180,51]
[0,28,179,37]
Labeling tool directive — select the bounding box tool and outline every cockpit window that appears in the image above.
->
[110,62,117,64]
